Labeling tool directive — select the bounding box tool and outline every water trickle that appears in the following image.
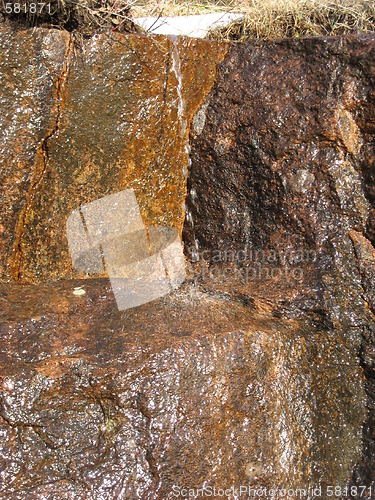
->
[168,37,200,264]
[170,36,187,137]
[188,186,200,263]
[186,210,193,224]
[193,238,200,262]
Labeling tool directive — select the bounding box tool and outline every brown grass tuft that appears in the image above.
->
[1,0,374,38]
[0,0,136,34]
[208,0,375,41]
[130,0,375,40]
[131,0,237,18]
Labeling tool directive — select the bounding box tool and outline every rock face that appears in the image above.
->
[185,34,375,489]
[1,27,375,497]
[0,27,227,283]
[186,35,375,260]
[0,279,365,497]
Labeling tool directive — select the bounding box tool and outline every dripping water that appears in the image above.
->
[169,36,200,265]
[187,182,200,264]
[169,35,187,137]
[185,143,199,264]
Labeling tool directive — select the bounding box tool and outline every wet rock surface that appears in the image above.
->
[1,27,375,498]
[0,278,365,497]
[0,27,227,283]
[186,34,375,491]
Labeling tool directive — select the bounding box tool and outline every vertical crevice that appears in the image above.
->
[10,34,74,281]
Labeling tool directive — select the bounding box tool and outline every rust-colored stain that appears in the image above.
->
[0,29,228,283]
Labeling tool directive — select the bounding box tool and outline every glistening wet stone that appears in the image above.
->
[0,27,228,283]
[185,34,375,490]
[0,277,365,497]
[1,25,375,496]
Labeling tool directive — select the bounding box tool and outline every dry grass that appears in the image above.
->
[130,0,238,17]
[0,0,135,33]
[131,0,375,40]
[1,0,374,38]
[208,0,375,40]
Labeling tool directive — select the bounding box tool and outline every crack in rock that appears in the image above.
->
[10,35,74,282]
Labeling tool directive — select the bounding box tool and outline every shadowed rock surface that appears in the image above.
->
[185,34,375,491]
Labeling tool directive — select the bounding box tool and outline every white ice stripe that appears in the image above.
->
[134,13,244,38]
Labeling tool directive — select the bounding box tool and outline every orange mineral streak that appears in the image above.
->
[0,28,228,283]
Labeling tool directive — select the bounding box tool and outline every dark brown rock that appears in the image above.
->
[0,278,365,497]
[185,35,375,261]
[185,34,375,489]
[349,230,375,487]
